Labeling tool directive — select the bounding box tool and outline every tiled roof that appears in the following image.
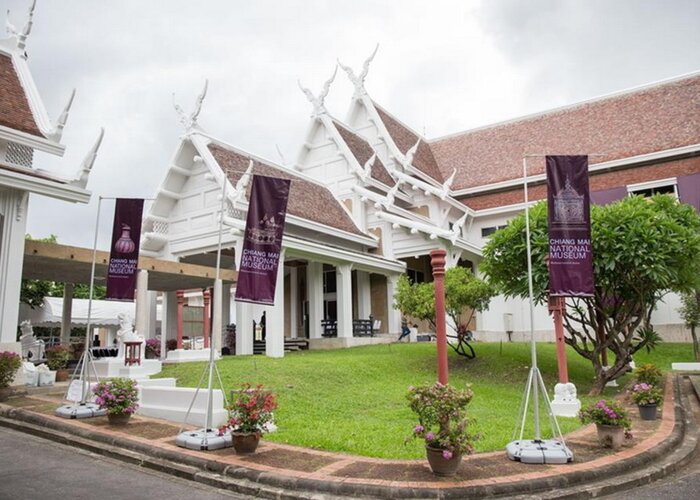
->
[0,53,44,137]
[208,144,367,237]
[430,74,700,191]
[372,101,443,182]
[332,120,394,187]
[0,161,67,183]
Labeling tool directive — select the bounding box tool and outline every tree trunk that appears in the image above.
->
[692,325,699,362]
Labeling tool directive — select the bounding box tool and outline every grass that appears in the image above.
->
[158,342,693,459]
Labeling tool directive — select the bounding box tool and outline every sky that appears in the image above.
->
[6,0,699,249]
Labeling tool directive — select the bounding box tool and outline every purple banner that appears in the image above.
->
[106,198,144,301]
[546,156,594,297]
[590,186,627,206]
[234,175,291,305]
[678,172,700,213]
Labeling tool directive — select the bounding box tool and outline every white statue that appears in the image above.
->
[115,313,144,360]
[19,319,44,361]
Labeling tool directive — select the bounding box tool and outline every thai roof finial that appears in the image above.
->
[401,138,421,170]
[440,168,457,199]
[338,43,379,98]
[231,159,254,204]
[173,79,208,131]
[51,88,76,141]
[16,0,36,58]
[298,65,337,116]
[70,127,104,189]
[449,210,469,243]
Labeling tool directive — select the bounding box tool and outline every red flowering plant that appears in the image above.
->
[406,382,479,460]
[220,384,278,435]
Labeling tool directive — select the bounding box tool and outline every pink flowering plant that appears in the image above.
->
[630,383,662,406]
[407,382,478,459]
[144,338,161,359]
[92,377,139,415]
[579,399,631,432]
[0,351,22,388]
[220,384,278,435]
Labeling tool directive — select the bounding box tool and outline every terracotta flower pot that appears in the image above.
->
[231,432,261,454]
[638,404,658,421]
[107,413,131,426]
[596,424,624,449]
[55,369,70,382]
[425,446,462,476]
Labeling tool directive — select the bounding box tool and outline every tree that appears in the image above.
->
[481,195,700,395]
[679,290,700,361]
[394,266,494,331]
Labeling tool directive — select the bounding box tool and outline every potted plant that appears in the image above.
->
[0,351,22,401]
[634,364,662,386]
[144,338,161,359]
[93,377,139,425]
[407,382,478,476]
[630,383,662,420]
[219,384,278,454]
[45,345,72,381]
[579,399,632,450]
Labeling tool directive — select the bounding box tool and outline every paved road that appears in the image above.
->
[0,427,249,500]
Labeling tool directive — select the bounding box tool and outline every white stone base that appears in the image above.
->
[165,349,218,363]
[672,362,700,371]
[92,359,162,378]
[137,386,228,427]
[308,335,395,350]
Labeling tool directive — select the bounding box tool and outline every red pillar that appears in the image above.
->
[549,296,569,384]
[176,290,185,349]
[430,249,449,385]
[203,288,211,349]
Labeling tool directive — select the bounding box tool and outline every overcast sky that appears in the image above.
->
[7,0,699,249]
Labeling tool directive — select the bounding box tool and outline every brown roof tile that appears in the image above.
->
[0,53,44,137]
[430,75,700,191]
[208,144,366,237]
[372,101,443,182]
[0,162,67,183]
[332,120,394,187]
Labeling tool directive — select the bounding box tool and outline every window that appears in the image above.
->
[183,306,204,337]
[407,269,425,284]
[323,268,337,293]
[628,178,677,199]
[481,225,507,238]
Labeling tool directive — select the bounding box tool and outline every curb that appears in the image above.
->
[0,375,696,499]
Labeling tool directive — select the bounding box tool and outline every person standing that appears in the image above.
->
[398,316,411,341]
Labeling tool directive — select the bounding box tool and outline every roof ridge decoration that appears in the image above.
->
[5,0,35,58]
[173,79,208,131]
[69,127,104,189]
[337,43,379,98]
[298,65,337,116]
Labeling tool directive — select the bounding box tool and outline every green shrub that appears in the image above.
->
[0,352,22,388]
[45,345,72,370]
[634,363,662,385]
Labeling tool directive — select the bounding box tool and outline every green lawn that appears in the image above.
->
[157,342,693,459]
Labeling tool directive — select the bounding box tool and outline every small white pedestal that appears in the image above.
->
[92,359,162,378]
[165,348,219,363]
[550,382,581,418]
[672,362,700,371]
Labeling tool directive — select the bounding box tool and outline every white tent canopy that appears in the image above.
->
[19,297,160,328]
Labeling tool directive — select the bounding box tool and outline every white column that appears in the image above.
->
[60,283,74,345]
[134,269,149,336]
[337,264,353,338]
[289,267,298,338]
[356,271,372,319]
[265,253,285,358]
[161,291,177,360]
[307,261,323,339]
[0,189,28,349]
[386,274,401,334]
[146,291,157,339]
[235,300,254,355]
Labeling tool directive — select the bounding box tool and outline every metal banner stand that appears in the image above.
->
[176,174,232,450]
[505,156,573,464]
[56,196,108,419]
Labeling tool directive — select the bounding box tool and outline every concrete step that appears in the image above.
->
[138,386,228,427]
